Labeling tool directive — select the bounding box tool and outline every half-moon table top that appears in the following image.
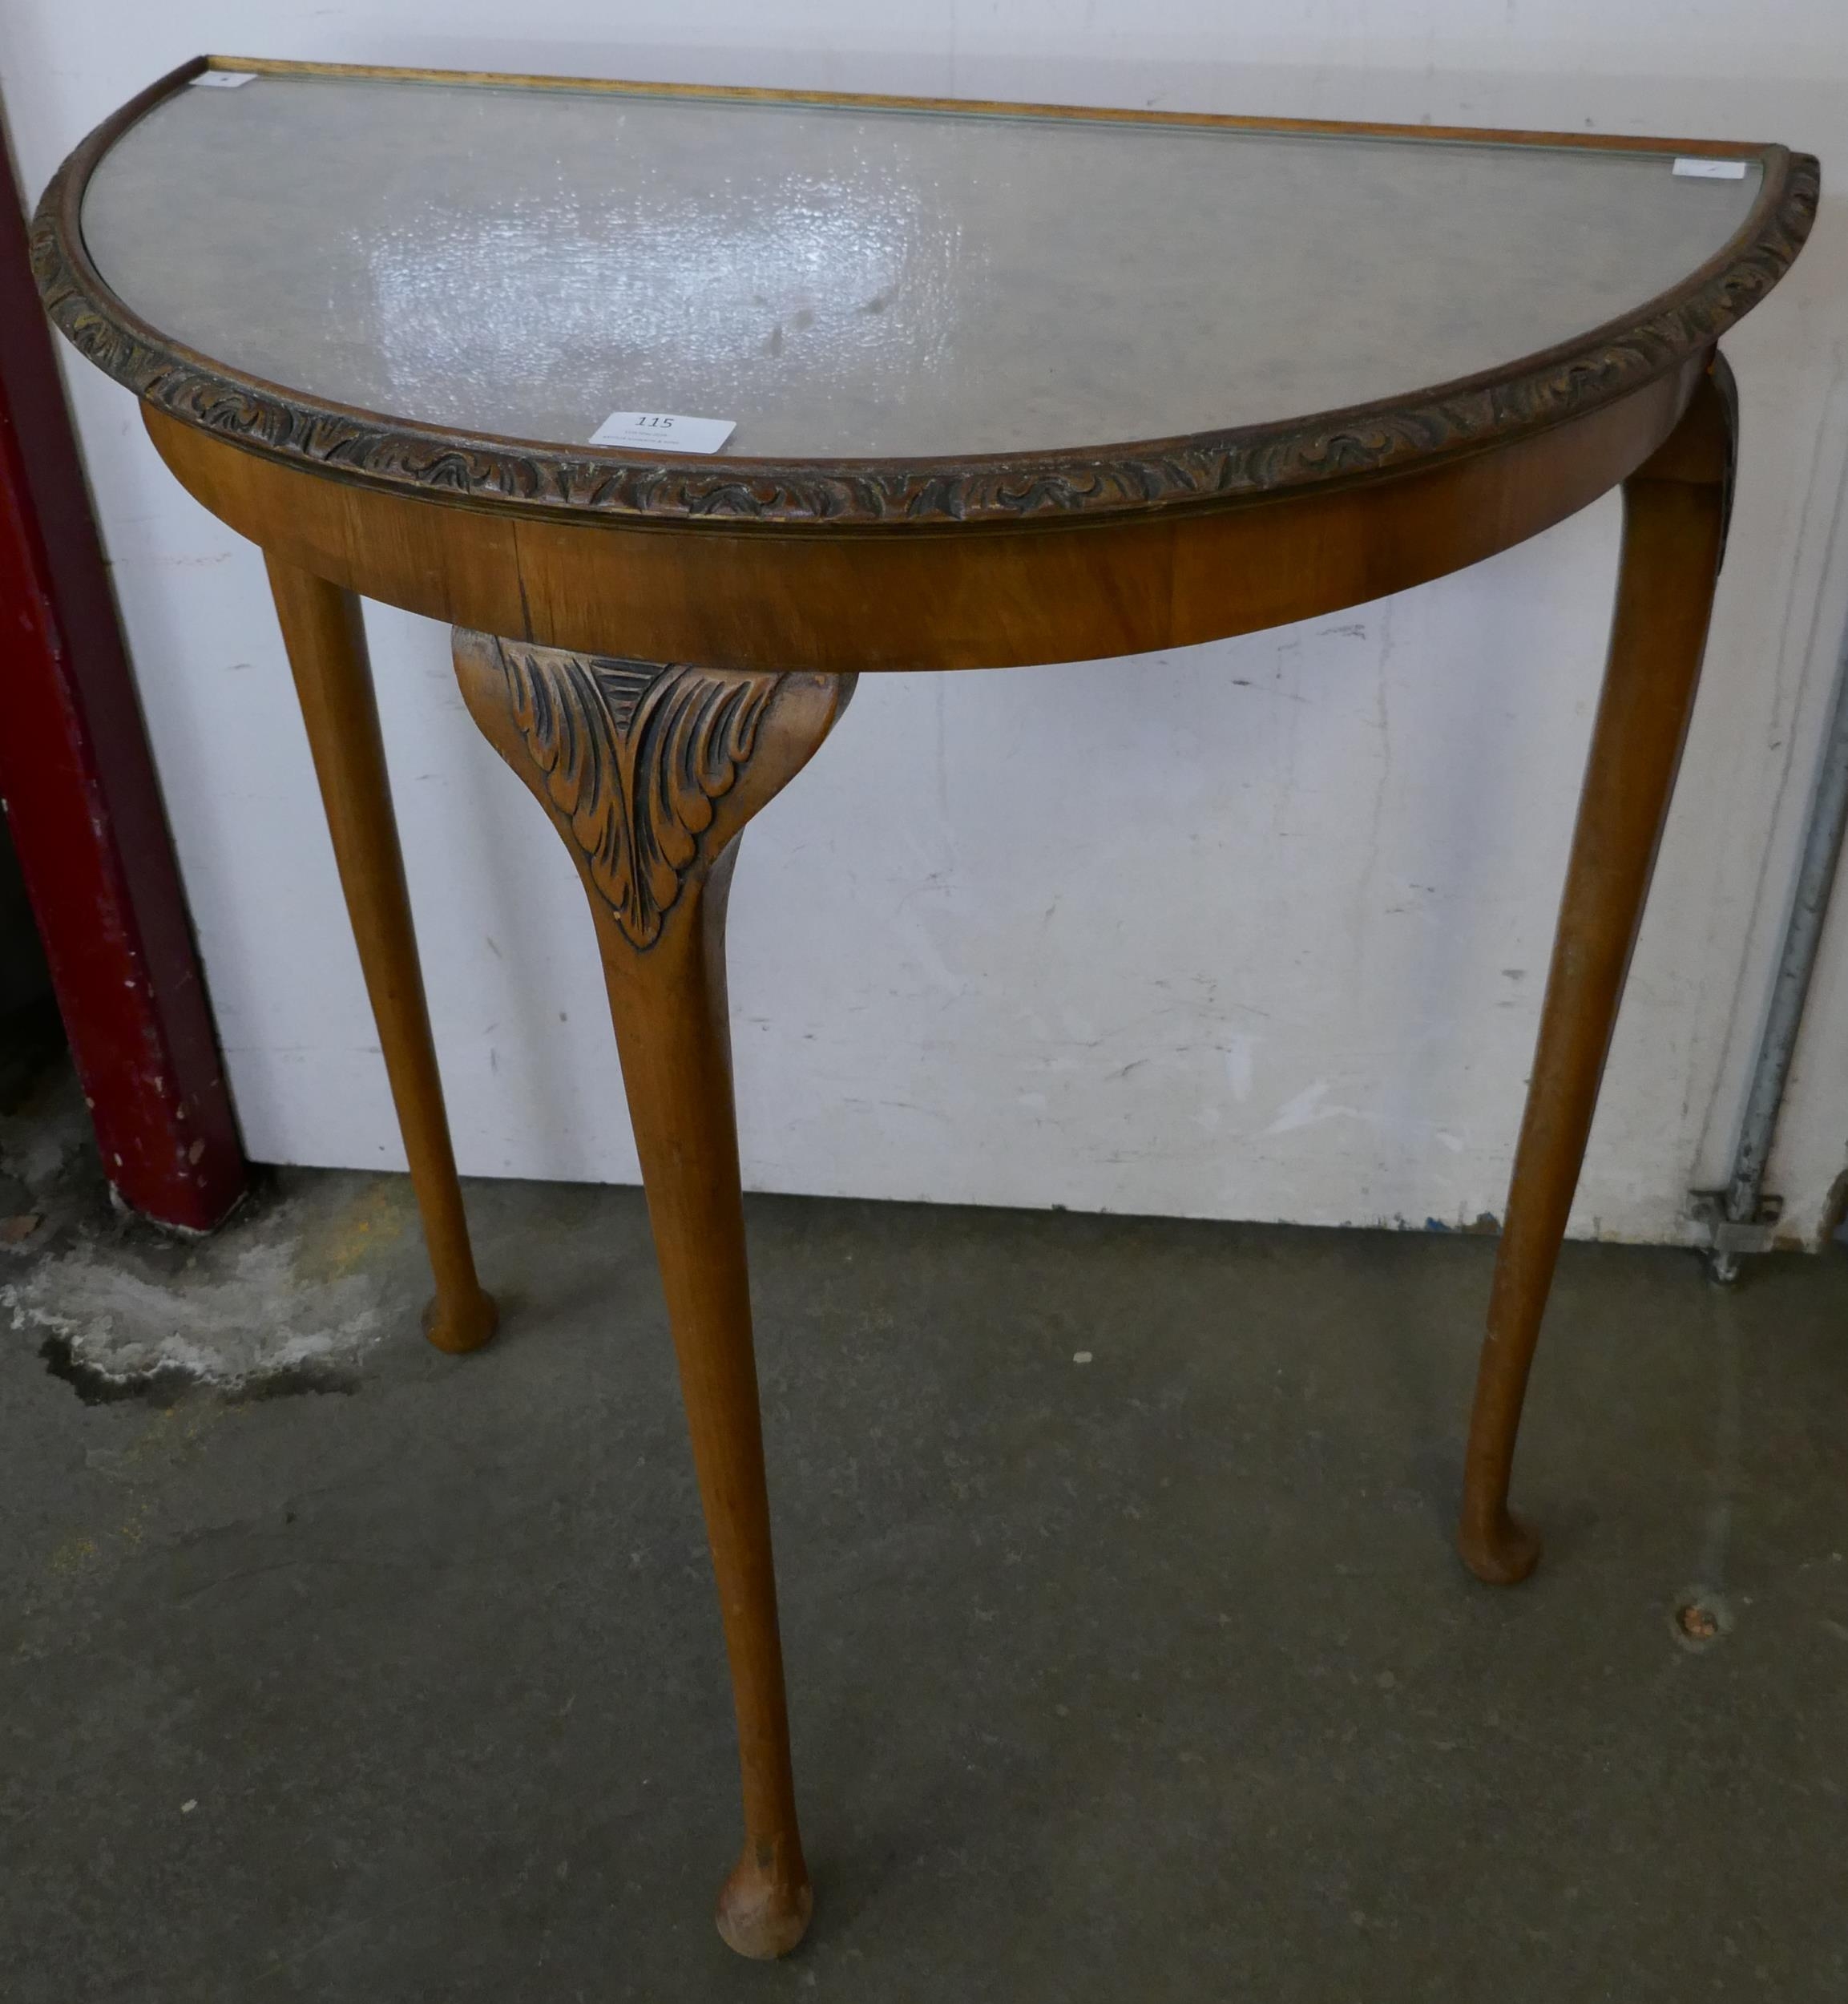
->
[34,57,1817,530]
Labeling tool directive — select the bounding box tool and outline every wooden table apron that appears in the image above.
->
[125,345,1737,1955]
[145,362,1696,672]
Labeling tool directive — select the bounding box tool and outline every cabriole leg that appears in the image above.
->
[264,556,496,1354]
[453,628,854,1958]
[1457,357,1737,1585]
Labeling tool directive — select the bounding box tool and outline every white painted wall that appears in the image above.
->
[6,2,1848,1242]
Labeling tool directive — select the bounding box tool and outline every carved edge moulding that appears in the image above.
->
[32,55,1820,531]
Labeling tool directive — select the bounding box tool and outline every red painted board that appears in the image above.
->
[0,125,245,1229]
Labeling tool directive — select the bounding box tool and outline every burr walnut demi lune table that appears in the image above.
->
[34,56,1816,1957]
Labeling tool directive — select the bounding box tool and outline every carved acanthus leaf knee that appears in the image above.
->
[452,630,853,949]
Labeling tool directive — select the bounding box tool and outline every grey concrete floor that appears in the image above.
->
[3,1070,1847,2000]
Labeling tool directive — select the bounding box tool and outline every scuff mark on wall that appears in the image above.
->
[1222,1035,1258,1102]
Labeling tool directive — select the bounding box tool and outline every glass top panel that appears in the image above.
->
[80,71,1762,460]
